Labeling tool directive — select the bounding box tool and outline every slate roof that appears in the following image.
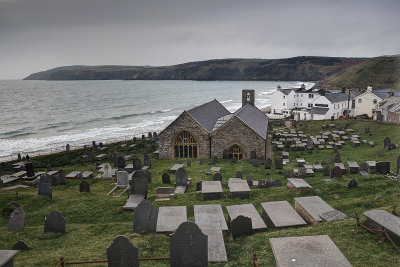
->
[310,107,329,115]
[233,103,269,139]
[187,99,231,131]
[324,93,349,103]
[281,88,299,95]
[372,89,400,100]
[379,97,400,113]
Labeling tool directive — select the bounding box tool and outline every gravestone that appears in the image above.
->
[365,127,370,134]
[107,235,139,267]
[170,221,208,267]
[213,172,222,182]
[38,174,52,198]
[196,181,203,191]
[320,210,347,222]
[252,160,259,167]
[384,137,391,149]
[274,158,283,169]
[258,179,267,188]
[298,168,307,179]
[348,179,358,189]
[199,159,203,165]
[330,166,342,178]
[222,149,230,159]
[334,153,342,163]
[66,144,70,152]
[235,171,242,179]
[360,162,369,176]
[321,160,327,165]
[144,154,151,167]
[113,156,119,168]
[333,145,339,153]
[294,196,336,224]
[79,181,90,192]
[8,207,26,232]
[46,163,52,172]
[284,170,291,179]
[231,157,237,164]
[250,151,257,160]
[103,163,112,179]
[273,179,283,187]
[131,171,148,197]
[133,137,137,142]
[328,158,335,164]
[175,168,188,186]
[231,215,252,239]
[323,166,330,176]
[58,169,67,185]
[148,132,152,140]
[187,160,191,167]
[18,153,21,161]
[142,134,145,140]
[264,158,272,169]
[261,201,306,228]
[348,161,359,174]
[162,173,171,184]
[144,170,152,182]
[378,151,384,158]
[397,155,400,174]
[0,162,5,171]
[153,132,158,142]
[133,199,152,233]
[44,210,66,233]
[266,178,274,187]
[117,156,126,169]
[376,161,390,174]
[133,158,142,171]
[12,240,30,251]
[306,140,314,150]
[25,161,34,177]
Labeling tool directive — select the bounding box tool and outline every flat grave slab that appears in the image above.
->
[174,186,187,194]
[261,201,307,228]
[66,171,81,179]
[81,171,93,179]
[228,178,250,199]
[0,250,19,267]
[194,204,228,231]
[304,164,313,170]
[294,196,335,224]
[0,175,19,185]
[202,181,223,200]
[47,171,59,176]
[209,167,221,173]
[296,158,305,167]
[198,226,228,263]
[1,184,29,191]
[348,161,359,174]
[169,164,184,173]
[363,209,400,245]
[226,204,266,231]
[287,178,312,191]
[156,206,187,233]
[306,168,314,177]
[270,235,351,267]
[313,164,323,172]
[95,154,107,161]
[123,194,145,210]
[14,171,26,178]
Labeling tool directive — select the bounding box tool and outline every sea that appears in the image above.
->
[0,80,314,161]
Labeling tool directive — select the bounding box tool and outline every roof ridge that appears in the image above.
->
[187,99,220,112]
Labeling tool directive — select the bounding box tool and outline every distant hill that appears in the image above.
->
[24,56,365,81]
[317,57,400,90]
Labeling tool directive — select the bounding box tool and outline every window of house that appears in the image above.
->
[373,99,377,104]
[283,95,285,99]
[300,103,302,106]
[283,103,285,106]
[309,94,314,98]
[308,103,313,108]
[358,99,362,103]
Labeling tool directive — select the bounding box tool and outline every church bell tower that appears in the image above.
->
[242,89,255,107]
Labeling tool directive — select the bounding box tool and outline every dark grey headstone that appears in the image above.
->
[79,181,90,192]
[348,179,358,189]
[331,166,342,178]
[38,174,52,198]
[264,158,272,169]
[148,132,153,140]
[235,171,243,178]
[44,210,66,233]
[231,157,237,164]
[130,170,148,197]
[274,157,283,169]
[25,161,35,177]
[284,170,291,179]
[133,200,152,233]
[258,179,267,188]
[252,160,259,168]
[144,170,152,182]
[323,166,330,176]
[360,162,369,173]
[213,172,222,182]
[175,168,188,186]
[378,150,384,158]
[117,156,126,169]
[334,153,342,163]
[231,215,252,239]
[222,149,230,159]
[133,158,141,171]
[187,160,191,167]
[170,221,208,267]
[46,163,52,172]
[162,173,171,184]
[196,181,203,191]
[149,207,158,233]
[250,151,257,160]
[298,168,307,178]
[384,137,391,149]
[66,144,70,152]
[12,240,30,250]
[144,154,151,167]
[8,207,26,232]
[321,160,327,165]
[365,127,370,134]
[273,179,283,187]
[199,159,203,165]
[376,161,390,174]
[266,178,274,187]
[107,235,139,267]
[153,132,158,142]
[328,158,335,164]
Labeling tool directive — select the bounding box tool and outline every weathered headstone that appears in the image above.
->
[330,166,342,179]
[175,168,188,186]
[274,157,283,169]
[323,166,330,176]
[117,171,129,186]
[8,207,26,232]
[170,221,208,267]
[162,173,171,184]
[12,240,30,250]
[252,160,259,168]
[261,201,306,228]
[334,153,342,163]
[376,161,390,174]
[106,235,139,267]
[117,156,126,169]
[38,174,52,198]
[231,157,237,164]
[66,144,70,152]
[360,162,369,176]
[25,161,34,177]
[131,170,148,197]
[213,172,222,182]
[196,181,203,191]
[365,127,370,134]
[199,159,203,165]
[187,160,191,167]
[152,132,158,142]
[143,154,151,168]
[44,210,66,233]
[264,158,272,169]
[103,163,112,179]
[148,132,152,140]
[133,200,152,233]
[250,151,257,160]
[133,158,142,171]
[347,179,358,189]
[79,181,90,192]
[320,210,347,222]
[384,137,391,149]
[273,179,283,187]
[258,179,267,188]
[298,168,307,178]
[284,170,291,179]
[231,215,252,239]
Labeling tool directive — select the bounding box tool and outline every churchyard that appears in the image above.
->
[1,120,400,266]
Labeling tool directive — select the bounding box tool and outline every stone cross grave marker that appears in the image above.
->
[162,173,171,184]
[38,174,52,198]
[133,200,153,233]
[170,221,208,267]
[175,168,188,186]
[44,210,66,233]
[130,170,148,197]
[8,207,26,232]
[106,235,139,267]
[79,181,90,192]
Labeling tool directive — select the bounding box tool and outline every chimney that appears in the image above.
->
[242,89,255,107]
[387,90,394,98]
[301,84,305,89]
[367,85,372,92]
[277,85,281,91]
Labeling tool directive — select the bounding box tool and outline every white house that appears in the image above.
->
[351,86,382,118]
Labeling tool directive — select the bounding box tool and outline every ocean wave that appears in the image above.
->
[220,99,233,104]
[39,121,70,131]
[110,109,172,120]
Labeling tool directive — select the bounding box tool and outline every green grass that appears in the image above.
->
[1,120,400,266]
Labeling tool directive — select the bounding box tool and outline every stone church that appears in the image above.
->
[158,90,269,159]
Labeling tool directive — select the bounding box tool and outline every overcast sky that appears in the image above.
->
[0,0,399,79]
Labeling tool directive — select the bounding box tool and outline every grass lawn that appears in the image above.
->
[1,120,400,266]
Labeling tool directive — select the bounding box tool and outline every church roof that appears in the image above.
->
[233,103,269,139]
[187,99,231,131]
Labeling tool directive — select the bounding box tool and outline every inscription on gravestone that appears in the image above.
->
[38,174,52,198]
[8,207,26,232]
[131,170,148,197]
[264,158,272,169]
[175,168,188,186]
[106,235,139,267]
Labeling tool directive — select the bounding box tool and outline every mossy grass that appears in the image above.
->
[0,120,399,266]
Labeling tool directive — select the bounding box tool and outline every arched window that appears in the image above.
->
[229,144,243,160]
[174,131,198,158]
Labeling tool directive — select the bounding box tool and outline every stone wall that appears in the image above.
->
[211,116,266,159]
[157,112,210,159]
[387,111,400,124]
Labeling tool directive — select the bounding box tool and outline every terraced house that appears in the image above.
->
[158,90,269,159]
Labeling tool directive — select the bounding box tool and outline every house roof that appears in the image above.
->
[281,88,298,95]
[310,107,329,115]
[324,92,349,103]
[379,96,400,113]
[233,103,269,139]
[372,89,400,100]
[187,99,231,131]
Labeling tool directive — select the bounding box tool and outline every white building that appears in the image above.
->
[351,86,382,118]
